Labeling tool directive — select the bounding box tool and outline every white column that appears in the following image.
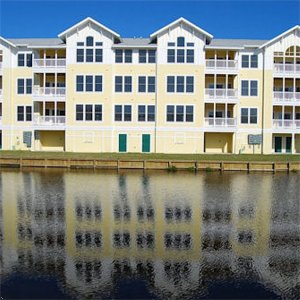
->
[225,74,228,97]
[292,133,295,154]
[283,78,285,100]
[55,73,57,95]
[43,50,46,66]
[282,106,284,127]
[214,50,217,68]
[55,50,58,67]
[43,101,45,117]
[225,103,228,126]
[293,105,295,128]
[54,101,57,123]
[213,102,216,126]
[226,50,228,68]
[214,74,217,98]
[43,73,46,95]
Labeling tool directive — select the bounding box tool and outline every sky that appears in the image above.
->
[0,0,299,40]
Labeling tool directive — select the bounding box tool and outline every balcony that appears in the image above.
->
[204,117,237,130]
[33,116,66,129]
[273,119,300,130]
[273,91,300,103]
[205,88,238,102]
[273,63,300,75]
[206,60,238,72]
[33,59,66,71]
[33,87,66,99]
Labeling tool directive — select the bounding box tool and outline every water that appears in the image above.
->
[0,169,299,299]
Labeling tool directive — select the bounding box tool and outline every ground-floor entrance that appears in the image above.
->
[142,134,150,153]
[119,134,127,152]
[204,132,233,153]
[272,134,298,153]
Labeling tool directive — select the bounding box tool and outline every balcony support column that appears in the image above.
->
[43,50,46,66]
[55,72,57,94]
[225,74,228,96]
[43,72,46,93]
[226,50,228,68]
[43,101,45,117]
[292,133,295,154]
[214,74,216,98]
[213,102,216,126]
[54,101,57,121]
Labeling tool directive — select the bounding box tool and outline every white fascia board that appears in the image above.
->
[30,45,66,49]
[112,45,157,49]
[259,25,300,49]
[205,46,244,50]
[0,36,16,48]
[150,17,213,40]
[58,17,121,40]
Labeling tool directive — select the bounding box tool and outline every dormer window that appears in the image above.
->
[167,37,194,63]
[76,37,103,63]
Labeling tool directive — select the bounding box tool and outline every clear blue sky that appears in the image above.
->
[0,1,299,40]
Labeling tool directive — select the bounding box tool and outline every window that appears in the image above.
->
[138,76,155,93]
[138,105,155,122]
[167,37,194,63]
[76,75,102,92]
[114,105,132,121]
[18,53,32,67]
[241,80,258,96]
[166,105,194,122]
[240,108,258,124]
[17,79,32,94]
[115,50,132,63]
[17,106,32,121]
[114,76,132,93]
[139,50,156,63]
[76,37,103,63]
[167,76,194,93]
[241,54,258,68]
[76,104,102,121]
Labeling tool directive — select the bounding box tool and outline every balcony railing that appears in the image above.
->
[33,59,66,68]
[273,63,300,74]
[205,88,238,100]
[273,119,300,129]
[273,91,300,102]
[205,117,237,127]
[206,60,238,70]
[0,89,2,97]
[33,87,66,97]
[0,62,2,69]
[33,116,66,126]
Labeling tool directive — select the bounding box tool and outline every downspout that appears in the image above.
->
[154,46,158,153]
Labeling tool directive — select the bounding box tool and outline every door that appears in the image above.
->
[286,137,292,153]
[274,137,282,153]
[119,134,127,152]
[142,134,150,153]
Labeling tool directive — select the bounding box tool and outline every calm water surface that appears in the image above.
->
[0,169,299,299]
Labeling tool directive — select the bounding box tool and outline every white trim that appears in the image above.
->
[0,36,16,48]
[150,17,213,40]
[58,17,120,40]
[259,25,300,49]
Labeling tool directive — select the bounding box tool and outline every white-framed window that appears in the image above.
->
[167,37,194,63]
[241,80,258,96]
[17,105,32,121]
[137,105,155,122]
[114,105,132,121]
[241,54,258,68]
[115,76,132,93]
[76,75,102,92]
[138,76,156,93]
[17,78,32,94]
[75,104,102,121]
[17,53,32,67]
[167,76,194,93]
[115,49,132,63]
[240,107,258,124]
[76,36,103,63]
[138,50,156,63]
[166,105,194,122]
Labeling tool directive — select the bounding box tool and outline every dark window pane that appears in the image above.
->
[138,76,146,93]
[186,76,194,93]
[241,80,248,96]
[86,36,94,47]
[76,105,84,121]
[177,49,185,63]
[17,106,24,121]
[167,105,174,122]
[124,76,132,92]
[186,106,194,122]
[241,108,248,124]
[26,54,32,67]
[148,76,155,93]
[85,105,93,121]
[95,105,102,121]
[139,50,146,63]
[95,76,102,92]
[115,50,123,63]
[250,81,258,96]
[86,76,93,92]
[148,105,155,122]
[187,49,194,63]
[115,76,122,92]
[177,76,184,93]
[124,105,132,121]
[26,79,32,94]
[76,76,84,92]
[167,49,175,63]
[242,55,249,68]
[177,37,185,47]
[250,108,257,124]
[77,49,84,62]
[115,105,122,121]
[148,50,156,63]
[95,49,103,62]
[176,105,184,122]
[26,106,32,121]
[167,76,175,92]
[86,49,93,62]
[17,79,24,94]
[125,50,132,63]
[18,54,25,67]
[251,55,258,68]
[138,105,146,121]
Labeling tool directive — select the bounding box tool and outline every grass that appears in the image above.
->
[0,150,299,162]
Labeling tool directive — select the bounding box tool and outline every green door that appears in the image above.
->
[119,134,127,152]
[142,134,150,153]
[286,137,292,153]
[275,137,282,153]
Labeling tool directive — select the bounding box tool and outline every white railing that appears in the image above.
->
[33,86,66,97]
[33,116,66,126]
[205,88,238,99]
[273,119,300,129]
[0,62,2,69]
[0,116,2,123]
[273,91,300,102]
[33,59,66,68]
[206,59,238,70]
[205,117,237,127]
[0,89,2,96]
[273,63,300,74]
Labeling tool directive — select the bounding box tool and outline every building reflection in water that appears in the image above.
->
[0,169,299,299]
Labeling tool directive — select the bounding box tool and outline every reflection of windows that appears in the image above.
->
[239,206,255,218]
[75,231,102,248]
[137,206,154,221]
[113,231,131,248]
[75,260,102,282]
[164,261,191,280]
[202,209,231,223]
[238,231,254,244]
[114,204,130,221]
[18,224,32,241]
[136,232,154,249]
[202,233,231,250]
[164,233,191,249]
[75,203,102,221]
[165,206,192,222]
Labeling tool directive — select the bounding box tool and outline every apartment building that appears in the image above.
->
[0,17,299,154]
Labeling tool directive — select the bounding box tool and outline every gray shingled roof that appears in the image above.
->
[113,38,155,47]
[7,38,65,47]
[208,39,268,48]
